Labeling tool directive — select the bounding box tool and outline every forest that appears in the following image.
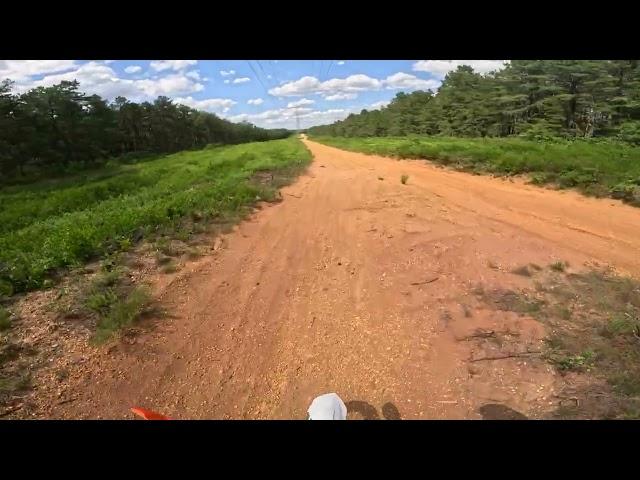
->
[308,60,640,143]
[0,79,290,181]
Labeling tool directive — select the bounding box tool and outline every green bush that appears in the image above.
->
[618,121,640,146]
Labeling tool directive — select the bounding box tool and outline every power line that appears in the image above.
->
[256,60,272,86]
[246,60,270,96]
[269,60,282,85]
[325,60,334,80]
[313,60,322,81]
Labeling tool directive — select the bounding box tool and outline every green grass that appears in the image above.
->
[549,350,595,372]
[609,372,640,396]
[80,269,155,342]
[550,261,568,272]
[0,306,11,331]
[480,269,640,418]
[310,136,640,206]
[85,289,119,314]
[93,287,152,343]
[186,247,201,260]
[0,137,311,294]
[0,373,31,393]
[601,314,640,337]
[160,261,178,274]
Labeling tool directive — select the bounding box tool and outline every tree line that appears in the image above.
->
[308,60,640,143]
[0,79,290,179]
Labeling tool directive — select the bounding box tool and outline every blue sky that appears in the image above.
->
[0,60,507,129]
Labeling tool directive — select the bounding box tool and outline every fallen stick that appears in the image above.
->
[286,193,302,199]
[0,404,23,417]
[410,276,439,286]
[458,330,496,341]
[470,351,541,362]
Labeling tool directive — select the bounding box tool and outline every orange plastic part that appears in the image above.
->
[131,407,171,420]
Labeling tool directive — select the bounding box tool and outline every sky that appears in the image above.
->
[0,60,507,129]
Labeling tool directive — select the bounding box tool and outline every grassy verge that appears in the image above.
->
[0,137,311,294]
[310,136,640,206]
[79,266,155,343]
[478,264,640,419]
[0,306,11,331]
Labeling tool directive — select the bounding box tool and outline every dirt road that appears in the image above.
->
[31,139,640,419]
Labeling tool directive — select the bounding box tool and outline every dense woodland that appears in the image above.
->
[308,61,640,143]
[0,79,290,179]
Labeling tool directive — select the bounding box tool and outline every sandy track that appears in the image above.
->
[39,139,640,419]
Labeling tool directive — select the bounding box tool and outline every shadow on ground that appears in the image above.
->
[346,400,402,420]
[479,403,528,420]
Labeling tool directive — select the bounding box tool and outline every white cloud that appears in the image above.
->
[224,79,230,84]
[337,61,345,65]
[321,74,381,94]
[227,106,312,125]
[150,60,197,72]
[134,74,204,97]
[226,105,355,129]
[383,72,441,91]
[368,100,390,110]
[185,70,201,80]
[220,70,236,76]
[412,60,508,78]
[324,93,357,101]
[268,74,382,99]
[175,96,237,114]
[287,98,315,108]
[267,75,272,79]
[269,76,320,96]
[232,77,250,84]
[0,60,78,82]
[269,72,439,99]
[247,98,264,105]
[104,60,116,64]
[14,62,141,98]
[124,65,142,74]
[9,62,204,101]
